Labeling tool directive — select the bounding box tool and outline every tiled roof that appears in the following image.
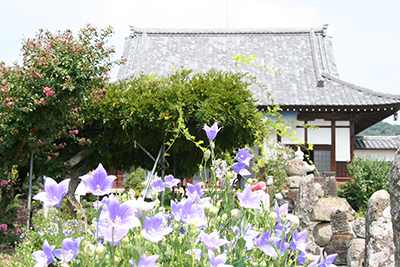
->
[117,26,400,108]
[354,136,400,150]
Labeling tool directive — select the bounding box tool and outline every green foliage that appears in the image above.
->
[338,155,392,212]
[358,121,400,136]
[123,168,146,196]
[0,24,123,175]
[81,68,266,176]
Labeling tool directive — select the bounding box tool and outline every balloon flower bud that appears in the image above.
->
[204,150,211,161]
[289,215,300,232]
[304,254,317,265]
[221,213,228,222]
[209,206,219,216]
[95,244,106,258]
[231,209,243,223]
[84,243,95,256]
[204,202,212,215]
[268,211,278,223]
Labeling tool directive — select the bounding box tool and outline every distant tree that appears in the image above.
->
[358,121,400,136]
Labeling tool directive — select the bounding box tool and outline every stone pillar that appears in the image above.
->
[294,174,320,255]
[365,190,395,267]
[284,158,306,189]
[324,210,354,265]
[323,171,337,198]
[347,217,366,267]
[389,147,400,267]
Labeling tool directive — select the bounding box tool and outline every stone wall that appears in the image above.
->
[283,158,396,266]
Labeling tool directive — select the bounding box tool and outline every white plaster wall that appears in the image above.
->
[336,128,351,161]
[354,150,395,161]
[281,127,305,144]
[335,121,350,126]
[308,119,332,126]
[308,128,331,144]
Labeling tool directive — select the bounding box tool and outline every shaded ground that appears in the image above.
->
[0,249,14,266]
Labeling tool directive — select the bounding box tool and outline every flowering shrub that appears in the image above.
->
[0,199,28,249]
[12,122,337,267]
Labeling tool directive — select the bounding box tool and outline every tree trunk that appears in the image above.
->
[64,155,93,223]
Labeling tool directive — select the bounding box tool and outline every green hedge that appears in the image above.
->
[338,155,392,212]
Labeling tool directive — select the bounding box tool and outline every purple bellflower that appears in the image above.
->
[171,198,207,228]
[185,249,204,261]
[32,240,55,267]
[232,222,259,250]
[180,198,207,228]
[297,252,320,267]
[53,237,83,263]
[203,122,222,140]
[101,195,140,229]
[319,252,338,267]
[79,163,116,196]
[197,230,229,251]
[152,179,165,193]
[255,230,287,257]
[290,229,311,253]
[129,253,159,267]
[275,201,289,224]
[237,185,263,210]
[208,250,232,267]
[164,175,180,188]
[187,183,204,197]
[142,212,173,242]
[33,177,70,207]
[236,148,254,166]
[97,223,129,246]
[232,162,251,177]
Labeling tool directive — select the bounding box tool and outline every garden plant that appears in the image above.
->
[9,122,338,267]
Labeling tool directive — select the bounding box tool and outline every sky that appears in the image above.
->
[1,0,400,124]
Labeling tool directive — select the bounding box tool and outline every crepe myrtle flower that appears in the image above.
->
[232,162,251,177]
[237,185,263,210]
[142,212,173,242]
[79,163,116,196]
[53,237,83,263]
[235,148,254,166]
[197,230,229,251]
[164,174,180,188]
[33,177,70,207]
[129,253,159,267]
[32,240,55,267]
[203,121,222,140]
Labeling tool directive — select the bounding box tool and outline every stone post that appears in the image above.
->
[389,147,400,267]
[324,209,354,265]
[365,190,395,267]
[323,171,337,198]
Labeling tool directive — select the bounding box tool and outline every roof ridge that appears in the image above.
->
[356,136,400,139]
[129,26,325,35]
[322,71,400,100]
